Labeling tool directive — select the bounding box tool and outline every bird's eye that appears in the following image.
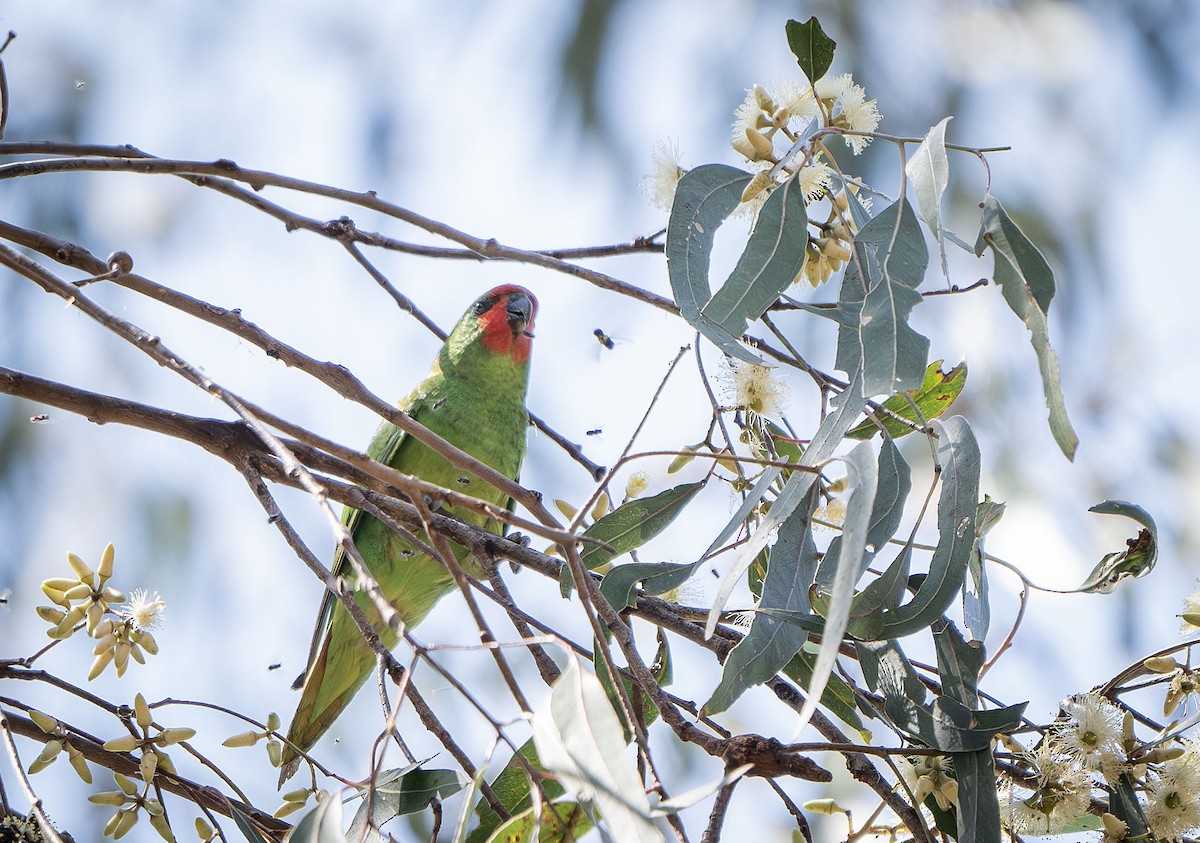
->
[472,298,493,316]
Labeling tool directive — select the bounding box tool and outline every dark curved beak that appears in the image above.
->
[506,292,534,337]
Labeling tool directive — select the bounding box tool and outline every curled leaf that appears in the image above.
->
[1077,500,1158,593]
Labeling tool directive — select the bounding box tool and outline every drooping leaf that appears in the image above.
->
[1109,773,1151,839]
[785,17,836,84]
[289,793,346,843]
[963,496,1005,641]
[835,199,930,391]
[792,442,879,735]
[849,545,912,624]
[666,164,763,364]
[906,117,953,278]
[1077,500,1159,593]
[782,647,867,737]
[581,481,704,570]
[703,174,808,336]
[952,748,1002,843]
[348,768,468,841]
[864,439,911,552]
[531,658,662,843]
[706,371,868,637]
[975,195,1077,459]
[846,360,967,440]
[932,618,985,709]
[704,492,820,714]
[876,416,980,639]
[859,199,930,396]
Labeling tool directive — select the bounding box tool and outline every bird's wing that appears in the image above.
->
[297,393,426,679]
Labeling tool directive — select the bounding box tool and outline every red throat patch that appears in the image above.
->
[478,285,536,364]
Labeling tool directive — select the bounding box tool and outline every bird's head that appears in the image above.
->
[466,285,537,365]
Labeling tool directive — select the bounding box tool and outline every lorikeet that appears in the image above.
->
[280,285,537,784]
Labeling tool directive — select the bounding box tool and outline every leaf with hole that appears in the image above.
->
[846,360,966,440]
[1077,500,1158,593]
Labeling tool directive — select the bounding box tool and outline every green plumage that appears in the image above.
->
[280,286,535,784]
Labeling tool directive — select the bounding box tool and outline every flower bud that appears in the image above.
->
[36,606,66,624]
[28,740,63,774]
[66,743,92,784]
[140,750,158,785]
[744,128,775,162]
[1143,656,1181,673]
[28,710,59,733]
[98,543,115,582]
[104,736,142,753]
[67,553,95,586]
[223,730,261,748]
[158,728,196,745]
[267,738,283,768]
[801,798,841,815]
[148,810,174,842]
[90,790,129,807]
[88,650,115,681]
[134,694,152,730]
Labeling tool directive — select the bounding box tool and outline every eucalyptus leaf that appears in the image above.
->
[600,561,695,611]
[289,793,346,843]
[706,370,868,638]
[666,164,764,364]
[859,198,930,396]
[348,768,467,841]
[1077,500,1159,593]
[846,360,967,440]
[229,805,271,843]
[932,618,984,708]
[876,416,979,639]
[963,496,1005,641]
[905,117,953,278]
[482,803,592,843]
[793,441,879,735]
[581,481,704,569]
[703,174,808,336]
[531,658,663,843]
[835,199,930,390]
[704,492,819,714]
[785,17,836,84]
[952,748,1002,843]
[468,740,565,843]
[975,195,1077,459]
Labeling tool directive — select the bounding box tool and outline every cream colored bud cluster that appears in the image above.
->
[728,74,879,218]
[997,691,1200,839]
[1144,655,1199,718]
[26,708,93,783]
[36,545,165,680]
[797,193,861,288]
[101,694,193,787]
[88,771,172,841]
[222,711,287,781]
[273,786,330,820]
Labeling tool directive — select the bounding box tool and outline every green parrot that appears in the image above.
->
[279,285,537,785]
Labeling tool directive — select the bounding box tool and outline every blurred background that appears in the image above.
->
[1,1,1198,840]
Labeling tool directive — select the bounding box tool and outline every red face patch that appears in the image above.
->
[477,285,536,364]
